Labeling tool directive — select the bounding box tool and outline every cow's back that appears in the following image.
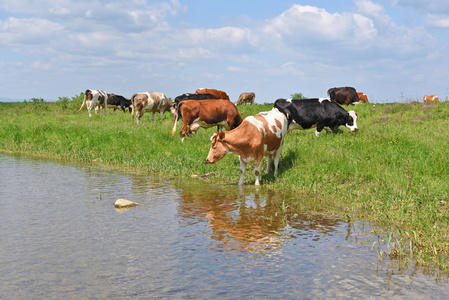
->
[180,99,241,128]
[250,109,287,152]
[196,88,230,100]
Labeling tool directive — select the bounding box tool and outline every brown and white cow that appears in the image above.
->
[196,88,230,100]
[78,89,108,117]
[328,87,359,105]
[235,92,255,106]
[131,92,173,124]
[423,95,439,103]
[172,99,242,142]
[357,92,369,103]
[206,108,288,186]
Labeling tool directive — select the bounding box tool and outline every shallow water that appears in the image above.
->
[1,153,448,299]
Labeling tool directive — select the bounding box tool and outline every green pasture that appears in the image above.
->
[1,96,449,271]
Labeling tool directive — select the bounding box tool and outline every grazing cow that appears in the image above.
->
[196,88,230,100]
[236,92,255,106]
[206,108,288,186]
[423,95,439,103]
[107,93,132,113]
[131,92,172,124]
[172,93,217,115]
[357,92,369,103]
[78,89,108,117]
[274,98,358,137]
[172,99,242,142]
[328,87,359,105]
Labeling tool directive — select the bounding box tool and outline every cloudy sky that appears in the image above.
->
[1,0,448,103]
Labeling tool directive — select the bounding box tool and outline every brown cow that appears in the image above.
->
[206,108,288,186]
[172,99,242,142]
[328,87,359,105]
[196,88,230,100]
[235,92,255,106]
[423,95,439,103]
[131,92,173,124]
[357,92,369,103]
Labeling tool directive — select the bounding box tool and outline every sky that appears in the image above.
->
[1,0,449,103]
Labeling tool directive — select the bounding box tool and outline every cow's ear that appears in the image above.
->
[218,131,226,140]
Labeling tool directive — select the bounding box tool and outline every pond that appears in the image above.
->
[1,153,448,298]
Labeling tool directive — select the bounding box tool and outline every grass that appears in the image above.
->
[1,98,449,271]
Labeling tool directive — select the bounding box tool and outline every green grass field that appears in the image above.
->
[1,97,448,270]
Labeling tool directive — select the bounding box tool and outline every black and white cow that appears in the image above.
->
[274,98,358,136]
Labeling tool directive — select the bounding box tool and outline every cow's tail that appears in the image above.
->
[171,102,182,138]
[78,94,87,113]
[131,94,135,122]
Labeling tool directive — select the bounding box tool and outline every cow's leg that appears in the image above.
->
[265,154,272,174]
[136,111,142,124]
[315,124,325,137]
[273,147,283,176]
[104,103,107,116]
[151,112,155,121]
[160,111,164,120]
[254,158,263,186]
[87,108,92,118]
[238,157,246,186]
[180,122,189,143]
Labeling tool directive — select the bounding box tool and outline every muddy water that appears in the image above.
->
[1,153,448,299]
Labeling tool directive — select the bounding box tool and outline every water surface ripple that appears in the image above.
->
[0,154,448,299]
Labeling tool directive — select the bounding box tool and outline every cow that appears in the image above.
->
[423,95,439,103]
[274,98,358,137]
[206,108,288,186]
[327,87,359,105]
[235,92,255,106]
[107,93,132,113]
[357,92,369,103]
[172,99,242,142]
[131,92,173,124]
[172,92,217,115]
[196,88,230,100]
[78,89,108,117]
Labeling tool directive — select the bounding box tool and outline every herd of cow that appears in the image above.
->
[75,86,427,185]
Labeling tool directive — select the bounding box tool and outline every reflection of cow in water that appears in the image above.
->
[174,184,342,255]
[177,184,288,254]
[327,87,359,105]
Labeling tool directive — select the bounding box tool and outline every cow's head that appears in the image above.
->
[345,110,358,132]
[273,99,294,124]
[206,132,228,164]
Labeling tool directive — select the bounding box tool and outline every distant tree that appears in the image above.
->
[290,92,306,100]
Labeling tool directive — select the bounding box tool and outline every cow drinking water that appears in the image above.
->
[206,108,288,186]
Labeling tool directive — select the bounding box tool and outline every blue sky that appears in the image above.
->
[1,0,449,103]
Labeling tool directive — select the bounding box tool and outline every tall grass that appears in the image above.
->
[1,99,449,269]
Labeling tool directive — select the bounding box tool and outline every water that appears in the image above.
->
[1,153,448,299]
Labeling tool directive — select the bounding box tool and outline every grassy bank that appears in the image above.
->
[1,99,449,270]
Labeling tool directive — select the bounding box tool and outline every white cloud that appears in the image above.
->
[0,17,64,45]
[0,1,448,102]
[32,61,51,71]
[424,14,449,28]
[392,0,449,14]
